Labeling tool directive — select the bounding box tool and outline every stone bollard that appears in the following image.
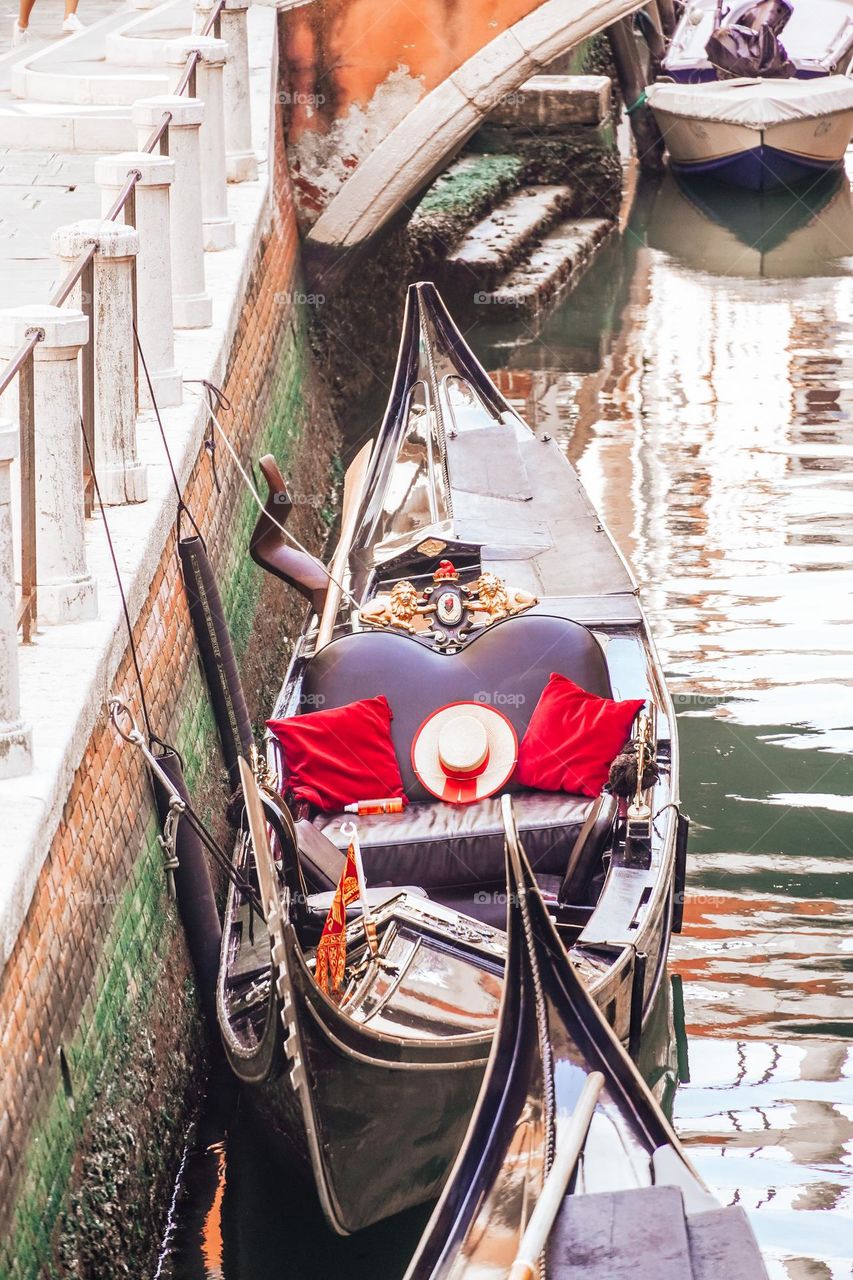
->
[0,418,33,780]
[193,0,257,182]
[51,222,147,506]
[0,308,98,626]
[94,152,182,409]
[132,96,212,329]
[166,37,235,251]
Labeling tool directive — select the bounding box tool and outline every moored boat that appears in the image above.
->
[404,796,770,1280]
[647,1,853,190]
[661,0,853,84]
[647,74,853,190]
[216,282,687,1235]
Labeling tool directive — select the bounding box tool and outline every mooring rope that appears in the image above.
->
[184,381,361,612]
[81,419,154,741]
[135,326,204,543]
[110,698,261,911]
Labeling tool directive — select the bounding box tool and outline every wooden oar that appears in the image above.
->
[238,755,280,924]
[316,439,373,650]
[508,1071,605,1280]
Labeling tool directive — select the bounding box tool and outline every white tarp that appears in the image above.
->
[646,74,853,126]
[663,0,853,76]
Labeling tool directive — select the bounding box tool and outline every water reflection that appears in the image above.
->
[650,171,853,279]
[481,169,853,1278]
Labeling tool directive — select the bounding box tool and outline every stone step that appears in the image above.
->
[445,183,573,289]
[478,215,613,320]
[14,57,171,105]
[0,100,133,151]
[488,74,612,131]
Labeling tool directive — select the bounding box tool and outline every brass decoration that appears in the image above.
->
[359,580,431,633]
[466,572,538,624]
[416,537,447,558]
[360,569,537,642]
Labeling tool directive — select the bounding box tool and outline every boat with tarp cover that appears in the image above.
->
[216,282,688,1235]
[647,0,853,190]
[403,797,770,1280]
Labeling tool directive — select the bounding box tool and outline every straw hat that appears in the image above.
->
[411,702,518,805]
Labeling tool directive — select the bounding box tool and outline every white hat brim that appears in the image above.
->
[411,702,518,805]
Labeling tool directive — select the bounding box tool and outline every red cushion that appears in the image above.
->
[267,695,407,813]
[515,673,644,797]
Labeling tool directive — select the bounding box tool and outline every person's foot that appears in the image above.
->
[61,12,85,32]
[11,20,31,46]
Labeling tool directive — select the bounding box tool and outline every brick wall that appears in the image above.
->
[0,82,339,1280]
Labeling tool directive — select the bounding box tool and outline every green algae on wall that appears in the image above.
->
[0,294,340,1280]
[1,817,200,1280]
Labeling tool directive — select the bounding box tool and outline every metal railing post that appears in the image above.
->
[52,222,146,507]
[18,348,36,642]
[0,417,33,778]
[0,307,97,625]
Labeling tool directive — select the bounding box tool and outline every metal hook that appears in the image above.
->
[108,695,143,745]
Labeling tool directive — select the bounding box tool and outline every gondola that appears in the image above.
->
[216,282,688,1235]
[404,796,770,1280]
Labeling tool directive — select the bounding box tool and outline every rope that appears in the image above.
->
[87,338,258,906]
[190,385,361,612]
[185,379,231,496]
[626,90,648,115]
[134,324,203,541]
[109,699,261,910]
[81,422,154,741]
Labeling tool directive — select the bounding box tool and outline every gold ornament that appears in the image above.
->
[359,580,428,633]
[469,572,537,624]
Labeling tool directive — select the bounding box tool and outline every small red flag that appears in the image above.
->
[315,843,361,994]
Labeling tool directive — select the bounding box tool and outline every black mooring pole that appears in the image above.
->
[608,16,665,174]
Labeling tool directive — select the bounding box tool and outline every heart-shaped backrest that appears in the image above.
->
[299,614,612,801]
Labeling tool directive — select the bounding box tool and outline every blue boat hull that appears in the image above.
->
[670,144,843,192]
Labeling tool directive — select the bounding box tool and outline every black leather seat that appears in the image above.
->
[298,789,617,927]
[314,792,592,888]
[287,614,619,925]
[297,613,613,802]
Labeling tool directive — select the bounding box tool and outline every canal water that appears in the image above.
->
[159,168,853,1280]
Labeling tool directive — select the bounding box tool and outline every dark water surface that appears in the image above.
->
[162,168,853,1280]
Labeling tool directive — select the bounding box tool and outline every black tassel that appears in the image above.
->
[608,750,660,798]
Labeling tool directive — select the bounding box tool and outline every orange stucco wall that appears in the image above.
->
[282,0,543,138]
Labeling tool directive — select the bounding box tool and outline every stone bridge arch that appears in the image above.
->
[280,0,646,268]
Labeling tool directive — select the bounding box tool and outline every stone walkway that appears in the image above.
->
[0,150,98,304]
[0,0,118,56]
[0,0,139,307]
